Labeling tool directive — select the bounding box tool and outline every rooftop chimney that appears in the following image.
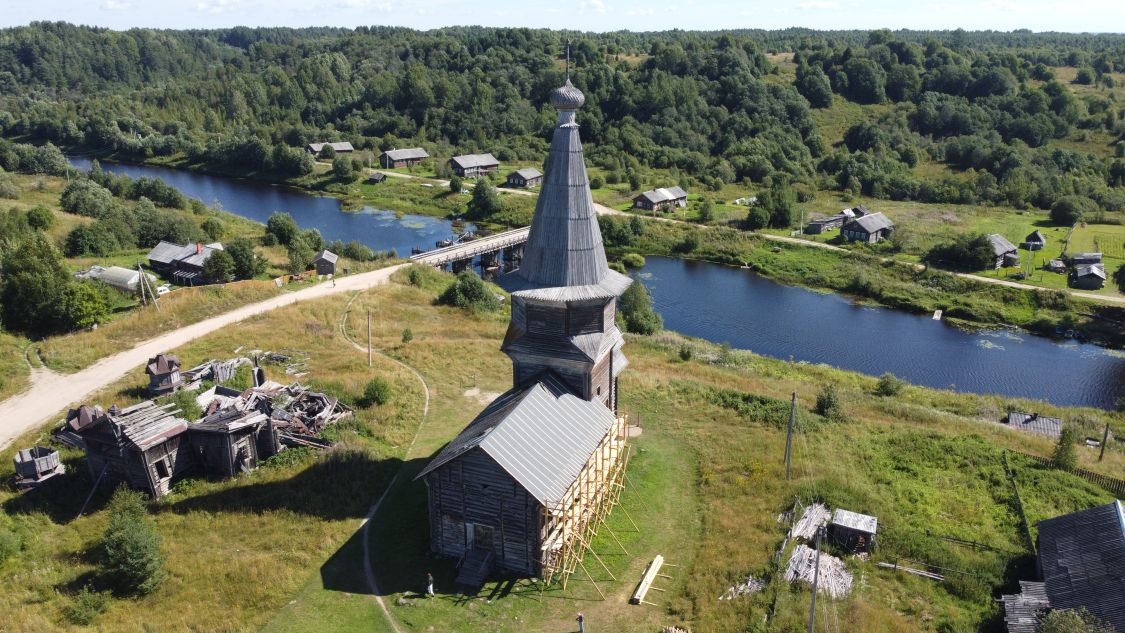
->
[197,242,203,254]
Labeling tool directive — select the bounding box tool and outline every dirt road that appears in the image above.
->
[0,264,406,451]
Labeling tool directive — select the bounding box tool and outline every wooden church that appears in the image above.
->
[416,78,631,588]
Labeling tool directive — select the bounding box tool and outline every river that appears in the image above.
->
[68,157,1125,409]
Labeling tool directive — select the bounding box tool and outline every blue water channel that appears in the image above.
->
[68,157,1125,409]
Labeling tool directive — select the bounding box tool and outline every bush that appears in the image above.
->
[63,586,109,626]
[589,176,604,189]
[622,253,646,269]
[0,171,19,199]
[449,175,463,194]
[401,328,413,343]
[1038,608,1114,633]
[66,223,119,256]
[746,206,770,230]
[924,233,995,271]
[287,238,315,275]
[266,211,299,246]
[61,179,115,217]
[102,487,166,595]
[407,265,425,287]
[202,249,235,282]
[608,261,627,274]
[437,271,500,312]
[815,384,844,420]
[874,372,906,396]
[1052,424,1079,470]
[201,217,224,241]
[26,205,54,231]
[618,279,662,335]
[261,232,278,247]
[1051,196,1096,226]
[678,344,693,361]
[226,239,267,280]
[359,377,391,408]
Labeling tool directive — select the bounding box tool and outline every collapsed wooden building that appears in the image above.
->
[417,79,632,588]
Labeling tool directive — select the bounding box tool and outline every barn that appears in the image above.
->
[633,186,687,212]
[841,212,895,243]
[449,153,500,178]
[379,147,429,168]
[506,167,543,188]
[418,78,632,589]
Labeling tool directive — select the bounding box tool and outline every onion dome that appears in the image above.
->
[550,79,585,111]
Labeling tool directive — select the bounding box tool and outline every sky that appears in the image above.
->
[1,0,1121,34]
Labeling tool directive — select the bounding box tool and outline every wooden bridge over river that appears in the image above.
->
[409,226,530,274]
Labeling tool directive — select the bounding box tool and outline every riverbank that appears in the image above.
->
[2,267,1119,633]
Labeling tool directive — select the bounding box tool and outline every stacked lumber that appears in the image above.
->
[783,544,853,599]
[789,502,831,540]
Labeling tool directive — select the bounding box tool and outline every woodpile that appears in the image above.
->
[789,502,831,541]
[783,544,853,599]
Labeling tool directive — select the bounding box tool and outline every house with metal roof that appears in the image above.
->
[307,141,354,155]
[633,186,688,212]
[312,249,338,276]
[1002,501,1125,632]
[379,147,429,168]
[146,240,224,285]
[506,167,543,188]
[1004,412,1063,438]
[1071,263,1107,290]
[418,79,631,589]
[987,234,1020,269]
[841,212,895,243]
[449,153,500,178]
[1023,230,1047,251]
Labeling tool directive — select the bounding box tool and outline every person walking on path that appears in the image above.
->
[426,572,435,597]
[576,612,585,633]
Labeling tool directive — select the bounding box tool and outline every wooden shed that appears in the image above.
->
[829,508,878,553]
[72,401,193,499]
[987,234,1020,269]
[188,408,277,478]
[633,186,687,212]
[312,250,339,276]
[506,168,543,188]
[1022,230,1046,251]
[841,212,895,243]
[1071,263,1106,290]
[379,147,429,168]
[146,353,183,395]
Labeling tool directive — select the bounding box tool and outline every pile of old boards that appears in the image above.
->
[783,544,854,599]
[59,381,353,499]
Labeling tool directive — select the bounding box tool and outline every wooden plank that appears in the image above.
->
[630,554,664,605]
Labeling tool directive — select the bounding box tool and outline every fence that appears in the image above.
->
[1008,449,1125,498]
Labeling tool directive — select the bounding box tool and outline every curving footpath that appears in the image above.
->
[0,264,406,451]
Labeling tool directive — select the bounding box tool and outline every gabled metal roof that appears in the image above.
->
[1075,263,1107,279]
[637,186,687,204]
[416,374,617,505]
[382,147,429,161]
[845,212,894,233]
[512,167,542,179]
[313,249,338,264]
[1025,230,1046,244]
[308,142,354,153]
[1036,501,1125,632]
[831,509,877,534]
[450,153,499,169]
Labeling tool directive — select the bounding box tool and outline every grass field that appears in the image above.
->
[1,266,1120,632]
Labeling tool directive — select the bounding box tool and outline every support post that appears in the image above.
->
[807,526,823,633]
[367,309,372,368]
[785,392,796,481]
[1099,422,1110,462]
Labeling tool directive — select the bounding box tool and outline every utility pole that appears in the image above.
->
[785,392,796,481]
[1099,422,1110,462]
[367,309,372,368]
[807,526,824,633]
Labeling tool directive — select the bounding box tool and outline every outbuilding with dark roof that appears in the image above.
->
[312,250,338,276]
[633,186,688,212]
[506,167,543,188]
[987,234,1020,269]
[379,147,429,168]
[841,212,895,243]
[449,153,500,178]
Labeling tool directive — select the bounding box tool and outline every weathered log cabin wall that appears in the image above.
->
[424,449,542,575]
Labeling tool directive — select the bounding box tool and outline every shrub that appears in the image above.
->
[1052,424,1079,470]
[401,328,413,343]
[924,233,995,271]
[287,239,315,275]
[437,271,500,312]
[102,487,166,595]
[622,253,646,269]
[698,199,714,223]
[1050,196,1096,226]
[608,261,627,274]
[815,384,844,420]
[359,377,392,407]
[1038,608,1114,633]
[266,211,299,246]
[449,175,463,193]
[202,249,235,282]
[678,344,693,361]
[746,206,770,230]
[201,217,224,241]
[407,266,425,287]
[618,279,662,335]
[261,232,278,247]
[673,233,700,254]
[0,170,19,199]
[26,205,54,231]
[875,372,906,396]
[66,223,119,256]
[61,179,114,217]
[63,586,109,625]
[589,176,604,189]
[226,239,267,280]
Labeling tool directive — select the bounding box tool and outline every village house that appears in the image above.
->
[1071,252,1103,266]
[506,167,543,188]
[1004,411,1062,438]
[841,212,895,243]
[633,186,688,212]
[312,249,338,276]
[1071,263,1107,290]
[146,353,183,395]
[379,147,429,168]
[987,234,1020,269]
[418,79,631,588]
[449,153,500,178]
[307,141,354,155]
[69,401,192,499]
[805,207,860,234]
[1022,230,1047,251]
[189,408,278,478]
[147,240,224,285]
[1002,501,1124,633]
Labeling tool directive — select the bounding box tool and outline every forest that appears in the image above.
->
[0,23,1123,215]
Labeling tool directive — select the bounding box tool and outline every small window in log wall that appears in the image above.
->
[154,458,170,479]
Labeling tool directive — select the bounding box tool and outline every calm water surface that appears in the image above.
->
[67,157,1124,409]
[67,156,468,257]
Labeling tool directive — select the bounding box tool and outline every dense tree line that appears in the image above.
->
[0,24,1122,215]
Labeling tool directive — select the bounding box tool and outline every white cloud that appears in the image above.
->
[194,0,246,14]
[102,0,132,10]
[581,0,608,13]
[796,1,840,9]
